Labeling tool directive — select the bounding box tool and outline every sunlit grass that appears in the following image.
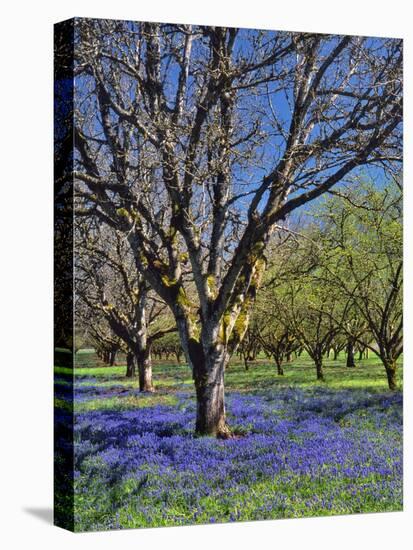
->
[64,350,403,391]
[54,350,403,531]
[75,393,178,413]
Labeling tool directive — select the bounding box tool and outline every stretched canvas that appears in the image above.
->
[54,17,403,532]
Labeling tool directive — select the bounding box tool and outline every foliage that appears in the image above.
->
[256,178,402,389]
[313,179,403,387]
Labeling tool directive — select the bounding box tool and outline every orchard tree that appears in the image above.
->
[76,224,176,389]
[315,179,403,389]
[70,19,402,435]
[257,323,296,376]
[343,315,368,368]
[238,325,262,371]
[259,225,348,381]
[152,331,184,364]
[91,325,122,366]
[253,297,297,375]
[277,277,342,381]
[329,334,347,361]
[76,300,124,365]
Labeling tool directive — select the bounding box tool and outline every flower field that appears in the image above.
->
[55,355,403,531]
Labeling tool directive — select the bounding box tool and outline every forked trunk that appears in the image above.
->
[126,351,136,377]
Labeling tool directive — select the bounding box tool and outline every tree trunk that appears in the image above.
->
[315,358,325,381]
[244,356,249,371]
[174,310,233,438]
[346,338,356,368]
[192,344,231,438]
[126,351,136,377]
[384,360,397,391]
[194,369,228,437]
[275,357,284,375]
[138,348,154,392]
[109,349,117,366]
[286,351,292,363]
[333,349,339,360]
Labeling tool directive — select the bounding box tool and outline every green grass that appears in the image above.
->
[57,351,403,397]
[75,393,178,413]
[54,351,403,530]
[56,351,403,417]
[225,355,403,393]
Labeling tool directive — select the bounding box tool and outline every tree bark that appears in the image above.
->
[346,338,356,368]
[384,360,397,391]
[126,351,136,377]
[275,358,284,375]
[243,356,249,371]
[109,349,117,366]
[192,343,231,438]
[315,358,325,381]
[138,348,155,392]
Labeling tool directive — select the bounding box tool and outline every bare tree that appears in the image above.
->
[252,298,297,375]
[238,325,262,371]
[76,224,175,390]
[257,326,297,376]
[70,19,402,435]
